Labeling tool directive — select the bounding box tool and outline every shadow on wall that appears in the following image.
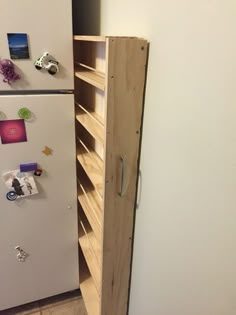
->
[72,0,101,35]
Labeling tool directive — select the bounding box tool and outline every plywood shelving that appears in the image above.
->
[79,250,100,315]
[75,67,105,91]
[75,102,104,144]
[74,36,148,315]
[76,138,103,198]
[78,212,101,294]
[78,178,103,244]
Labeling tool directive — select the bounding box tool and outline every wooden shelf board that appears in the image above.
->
[79,211,102,267]
[78,179,103,243]
[75,62,105,78]
[74,35,106,42]
[75,102,104,145]
[79,222,101,295]
[77,139,103,198]
[75,68,105,91]
[79,252,100,315]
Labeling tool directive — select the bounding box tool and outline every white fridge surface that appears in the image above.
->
[0,0,74,91]
[0,94,79,310]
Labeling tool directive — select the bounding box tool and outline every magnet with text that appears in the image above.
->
[0,119,27,144]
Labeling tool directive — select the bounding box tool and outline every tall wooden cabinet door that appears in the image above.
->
[101,38,148,315]
[0,94,79,311]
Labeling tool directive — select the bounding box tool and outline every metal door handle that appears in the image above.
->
[118,156,129,197]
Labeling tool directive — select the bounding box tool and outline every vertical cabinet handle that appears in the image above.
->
[118,156,129,197]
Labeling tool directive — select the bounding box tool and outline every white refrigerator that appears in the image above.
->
[0,0,79,311]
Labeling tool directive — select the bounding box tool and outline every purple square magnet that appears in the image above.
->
[0,119,27,144]
[20,163,38,172]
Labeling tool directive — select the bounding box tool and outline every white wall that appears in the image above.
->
[99,1,236,315]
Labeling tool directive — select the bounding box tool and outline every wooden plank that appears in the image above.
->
[77,139,104,198]
[75,68,105,91]
[78,178,103,244]
[74,35,106,42]
[79,250,101,315]
[75,102,104,144]
[101,37,148,315]
[79,219,101,295]
[79,209,102,268]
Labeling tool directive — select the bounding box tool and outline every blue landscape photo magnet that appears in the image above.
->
[7,33,30,59]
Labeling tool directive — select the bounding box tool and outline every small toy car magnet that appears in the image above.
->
[34,52,59,75]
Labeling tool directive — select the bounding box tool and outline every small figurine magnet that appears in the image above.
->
[34,169,43,176]
[35,52,59,75]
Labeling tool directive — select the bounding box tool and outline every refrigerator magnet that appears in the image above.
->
[7,33,30,60]
[0,111,7,120]
[34,169,43,176]
[20,163,38,173]
[6,191,18,201]
[0,59,20,84]
[3,169,39,198]
[18,108,32,120]
[42,146,53,156]
[0,119,27,144]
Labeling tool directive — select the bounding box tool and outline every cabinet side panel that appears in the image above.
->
[101,38,148,315]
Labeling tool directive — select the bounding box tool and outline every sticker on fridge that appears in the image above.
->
[0,119,27,144]
[7,33,30,60]
[3,169,39,198]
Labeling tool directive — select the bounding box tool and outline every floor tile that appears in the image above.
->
[1,291,87,315]
[0,302,40,315]
[40,298,87,315]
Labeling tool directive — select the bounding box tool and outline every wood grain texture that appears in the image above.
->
[75,68,105,91]
[101,37,148,315]
[78,184,103,242]
[74,36,106,42]
[77,139,104,198]
[75,102,104,144]
[78,218,102,294]
[79,251,100,315]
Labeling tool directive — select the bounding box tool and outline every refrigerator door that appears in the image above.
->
[0,94,78,310]
[0,0,73,91]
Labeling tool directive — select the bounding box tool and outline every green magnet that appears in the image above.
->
[18,108,32,120]
[0,111,6,120]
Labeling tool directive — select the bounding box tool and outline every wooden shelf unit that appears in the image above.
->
[74,36,148,315]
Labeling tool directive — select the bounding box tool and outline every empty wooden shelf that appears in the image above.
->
[75,67,105,91]
[75,102,104,144]
[76,138,104,198]
[78,213,101,294]
[79,250,100,315]
[78,177,103,244]
[74,36,148,315]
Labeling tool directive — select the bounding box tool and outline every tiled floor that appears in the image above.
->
[0,290,87,315]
